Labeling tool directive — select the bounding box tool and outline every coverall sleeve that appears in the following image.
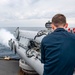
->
[41,40,45,63]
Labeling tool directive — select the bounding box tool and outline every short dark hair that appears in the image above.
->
[52,14,66,27]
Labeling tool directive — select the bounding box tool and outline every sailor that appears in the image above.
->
[41,14,75,75]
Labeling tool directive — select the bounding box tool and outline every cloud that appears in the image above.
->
[0,0,75,27]
[0,0,9,5]
[26,0,40,5]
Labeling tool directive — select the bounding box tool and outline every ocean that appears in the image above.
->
[0,27,45,59]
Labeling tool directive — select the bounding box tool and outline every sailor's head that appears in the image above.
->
[51,14,68,30]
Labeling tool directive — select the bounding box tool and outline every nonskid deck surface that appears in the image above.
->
[0,60,20,75]
[0,59,75,75]
[0,59,38,75]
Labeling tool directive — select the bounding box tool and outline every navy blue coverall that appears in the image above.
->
[41,28,75,75]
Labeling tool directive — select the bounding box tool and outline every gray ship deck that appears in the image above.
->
[0,59,75,75]
[0,59,21,75]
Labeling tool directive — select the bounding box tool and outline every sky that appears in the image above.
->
[0,0,75,27]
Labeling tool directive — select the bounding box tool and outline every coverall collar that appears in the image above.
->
[54,28,66,32]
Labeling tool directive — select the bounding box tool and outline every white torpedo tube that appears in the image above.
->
[8,27,47,75]
[8,21,52,75]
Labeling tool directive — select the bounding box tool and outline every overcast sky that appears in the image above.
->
[0,0,75,27]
